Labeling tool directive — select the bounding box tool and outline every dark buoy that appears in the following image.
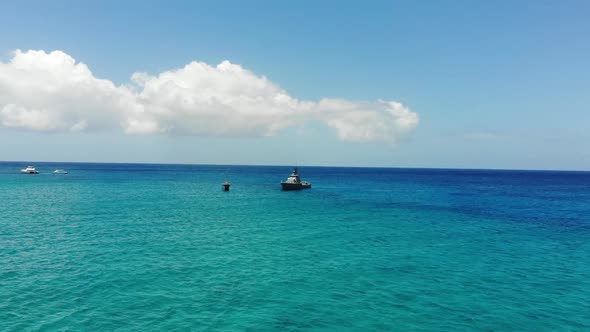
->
[222,181,231,191]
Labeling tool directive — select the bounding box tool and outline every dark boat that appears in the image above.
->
[222,181,231,191]
[280,167,311,191]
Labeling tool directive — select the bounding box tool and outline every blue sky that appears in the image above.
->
[1,0,589,169]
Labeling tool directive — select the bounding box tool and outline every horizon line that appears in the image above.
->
[1,159,589,173]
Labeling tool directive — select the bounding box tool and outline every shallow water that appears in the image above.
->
[1,162,589,330]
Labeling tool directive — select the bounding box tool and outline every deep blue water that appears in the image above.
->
[1,162,590,331]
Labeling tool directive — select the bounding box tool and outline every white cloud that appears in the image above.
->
[0,50,136,132]
[316,99,419,143]
[127,60,314,137]
[0,49,419,143]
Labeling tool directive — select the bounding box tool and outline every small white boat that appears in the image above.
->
[20,166,39,174]
[53,169,68,174]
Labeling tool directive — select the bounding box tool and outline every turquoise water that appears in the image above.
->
[1,162,590,331]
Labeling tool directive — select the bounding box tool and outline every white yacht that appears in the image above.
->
[53,169,68,174]
[20,166,39,174]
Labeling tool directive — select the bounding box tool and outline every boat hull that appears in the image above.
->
[280,182,312,191]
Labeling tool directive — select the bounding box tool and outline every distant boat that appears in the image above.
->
[20,166,39,174]
[53,169,68,174]
[280,167,311,191]
[222,181,231,191]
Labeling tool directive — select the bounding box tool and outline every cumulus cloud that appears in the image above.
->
[127,60,314,136]
[316,99,418,143]
[0,50,136,132]
[0,49,419,143]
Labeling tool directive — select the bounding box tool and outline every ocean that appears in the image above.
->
[1,162,589,331]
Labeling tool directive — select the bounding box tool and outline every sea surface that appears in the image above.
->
[1,162,590,331]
